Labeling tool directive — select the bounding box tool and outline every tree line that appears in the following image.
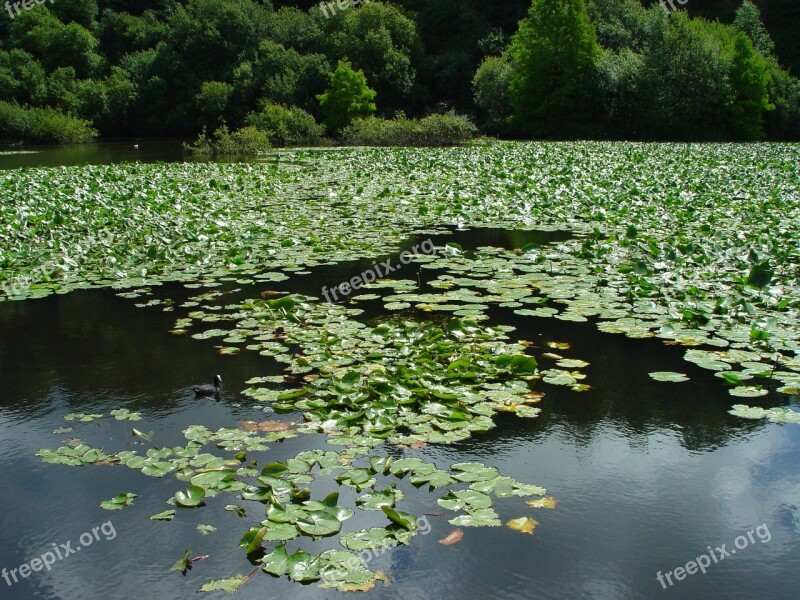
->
[0,0,797,143]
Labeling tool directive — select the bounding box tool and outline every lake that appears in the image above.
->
[0,142,798,599]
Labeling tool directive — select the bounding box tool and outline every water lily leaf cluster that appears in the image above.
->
[728,404,800,424]
[179,295,547,447]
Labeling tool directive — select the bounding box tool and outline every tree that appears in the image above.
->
[727,32,772,139]
[472,55,512,135]
[50,0,99,29]
[317,60,377,135]
[10,10,100,78]
[195,81,233,129]
[316,2,422,113]
[0,50,47,105]
[733,0,775,57]
[508,0,599,137]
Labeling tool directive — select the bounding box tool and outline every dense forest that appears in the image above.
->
[0,0,798,143]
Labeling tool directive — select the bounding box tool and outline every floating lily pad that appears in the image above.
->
[101,492,137,510]
[648,372,690,383]
[175,485,206,507]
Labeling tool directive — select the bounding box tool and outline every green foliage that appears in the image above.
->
[10,9,100,78]
[586,0,650,52]
[245,103,325,147]
[317,60,377,135]
[233,41,330,118]
[0,100,97,143]
[317,1,422,112]
[727,33,772,140]
[51,0,99,29]
[594,7,776,141]
[195,81,233,128]
[472,55,513,135]
[0,50,47,105]
[184,124,271,155]
[0,0,796,141]
[508,0,600,137]
[733,0,775,57]
[341,113,477,147]
[763,59,800,140]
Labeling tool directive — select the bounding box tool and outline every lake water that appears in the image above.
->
[0,139,188,169]
[0,148,798,599]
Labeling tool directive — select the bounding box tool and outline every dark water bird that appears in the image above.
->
[195,375,222,397]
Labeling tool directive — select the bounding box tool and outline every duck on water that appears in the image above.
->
[195,375,222,397]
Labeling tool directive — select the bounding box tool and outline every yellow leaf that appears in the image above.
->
[506,517,538,535]
[522,392,544,404]
[526,496,557,509]
[547,341,571,350]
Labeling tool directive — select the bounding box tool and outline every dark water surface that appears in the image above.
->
[0,139,321,170]
[1,228,798,600]
[0,139,188,169]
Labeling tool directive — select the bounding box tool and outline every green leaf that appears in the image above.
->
[340,527,396,551]
[438,490,493,512]
[296,511,343,537]
[381,506,417,531]
[240,526,268,554]
[262,543,290,576]
[175,485,206,507]
[448,508,501,527]
[100,492,137,511]
[150,509,176,521]
[196,524,216,535]
[198,575,249,593]
[170,549,191,573]
[287,549,321,582]
[262,521,300,541]
[356,488,402,511]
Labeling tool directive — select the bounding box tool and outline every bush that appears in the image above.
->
[340,113,477,147]
[0,101,97,143]
[183,124,271,155]
[245,103,324,146]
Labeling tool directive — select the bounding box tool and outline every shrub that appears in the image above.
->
[184,124,271,155]
[245,103,324,146]
[0,101,97,143]
[340,113,477,147]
